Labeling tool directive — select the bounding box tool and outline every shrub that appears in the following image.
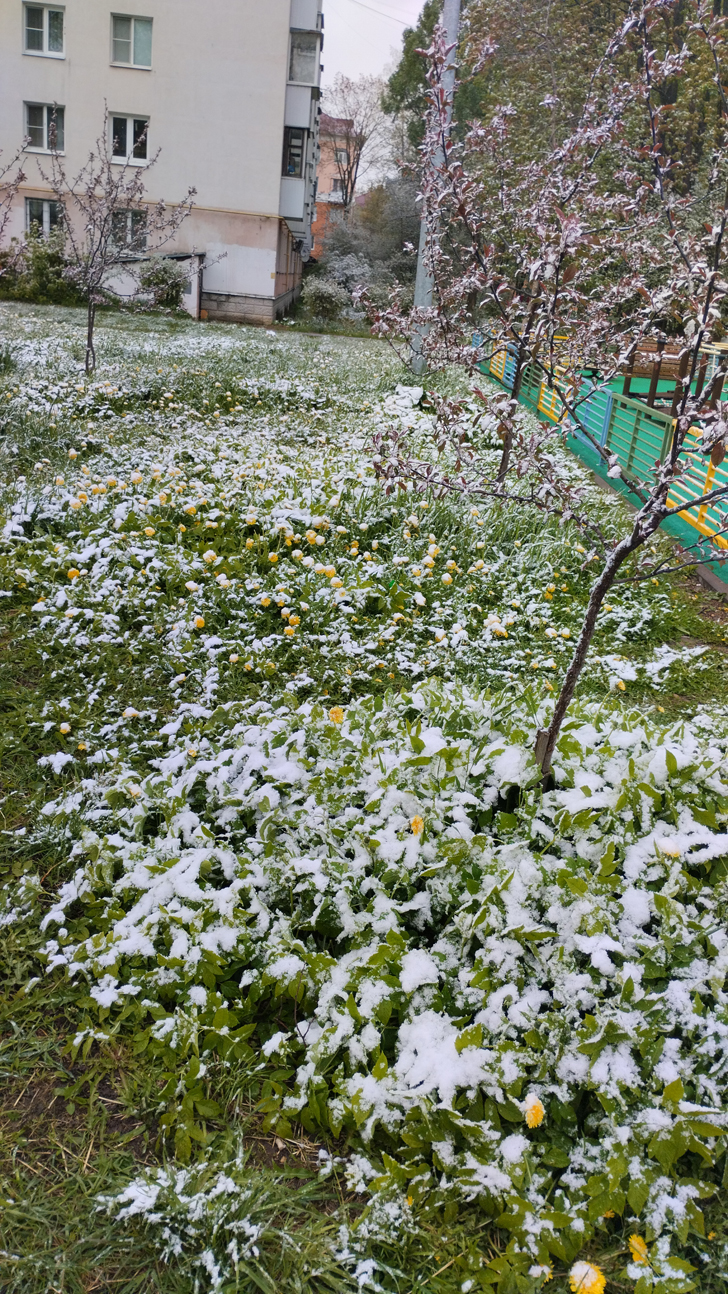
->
[0,228,84,306]
[136,256,191,309]
[300,276,350,321]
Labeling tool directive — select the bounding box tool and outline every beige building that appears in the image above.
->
[0,0,324,323]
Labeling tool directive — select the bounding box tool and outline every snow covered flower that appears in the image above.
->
[524,1093,545,1128]
[329,706,344,724]
[569,1262,605,1294]
[411,815,424,835]
[628,1236,649,1265]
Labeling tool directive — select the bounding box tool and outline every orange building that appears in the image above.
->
[311,112,353,257]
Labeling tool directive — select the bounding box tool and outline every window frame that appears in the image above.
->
[23,4,65,58]
[25,197,63,235]
[110,13,153,68]
[282,126,307,179]
[111,208,148,252]
[24,102,65,153]
[110,113,150,165]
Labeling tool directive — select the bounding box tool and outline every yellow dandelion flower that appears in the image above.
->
[194,615,205,629]
[628,1236,649,1265]
[67,568,80,580]
[329,706,345,724]
[524,1094,545,1128]
[410,815,424,836]
[568,1262,605,1294]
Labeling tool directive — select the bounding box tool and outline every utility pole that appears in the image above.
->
[411,0,462,376]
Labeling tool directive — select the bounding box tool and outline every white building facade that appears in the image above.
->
[0,0,323,323]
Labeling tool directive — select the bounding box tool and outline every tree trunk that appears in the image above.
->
[85,300,96,374]
[534,517,655,775]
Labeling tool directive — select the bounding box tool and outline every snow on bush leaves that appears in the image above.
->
[38,679,728,1289]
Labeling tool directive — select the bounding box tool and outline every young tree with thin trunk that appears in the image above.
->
[370,0,728,775]
[0,148,27,278]
[39,109,195,373]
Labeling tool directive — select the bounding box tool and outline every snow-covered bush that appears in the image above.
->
[300,276,351,321]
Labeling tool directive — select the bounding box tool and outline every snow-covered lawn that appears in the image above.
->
[2,303,728,1294]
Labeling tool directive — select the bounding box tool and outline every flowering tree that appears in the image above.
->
[371,0,728,774]
[0,147,27,278]
[39,109,195,373]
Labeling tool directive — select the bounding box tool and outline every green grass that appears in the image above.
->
[1,302,727,1294]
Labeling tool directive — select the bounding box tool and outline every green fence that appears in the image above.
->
[481,343,728,588]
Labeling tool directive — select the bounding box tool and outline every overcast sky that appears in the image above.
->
[321,0,426,89]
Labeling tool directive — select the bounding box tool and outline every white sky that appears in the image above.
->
[321,0,426,88]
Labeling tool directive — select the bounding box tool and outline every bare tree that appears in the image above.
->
[39,108,195,373]
[321,75,388,211]
[369,0,728,776]
[0,147,27,278]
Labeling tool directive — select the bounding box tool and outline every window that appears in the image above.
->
[334,148,349,164]
[24,5,64,56]
[111,114,148,162]
[282,126,306,178]
[112,14,152,67]
[289,31,318,84]
[111,208,147,249]
[25,103,64,150]
[25,197,63,234]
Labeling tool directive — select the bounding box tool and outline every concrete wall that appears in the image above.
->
[0,0,322,322]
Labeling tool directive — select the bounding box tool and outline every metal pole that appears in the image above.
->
[411,0,462,376]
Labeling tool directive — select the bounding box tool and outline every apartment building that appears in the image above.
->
[310,111,351,257]
[0,0,323,323]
